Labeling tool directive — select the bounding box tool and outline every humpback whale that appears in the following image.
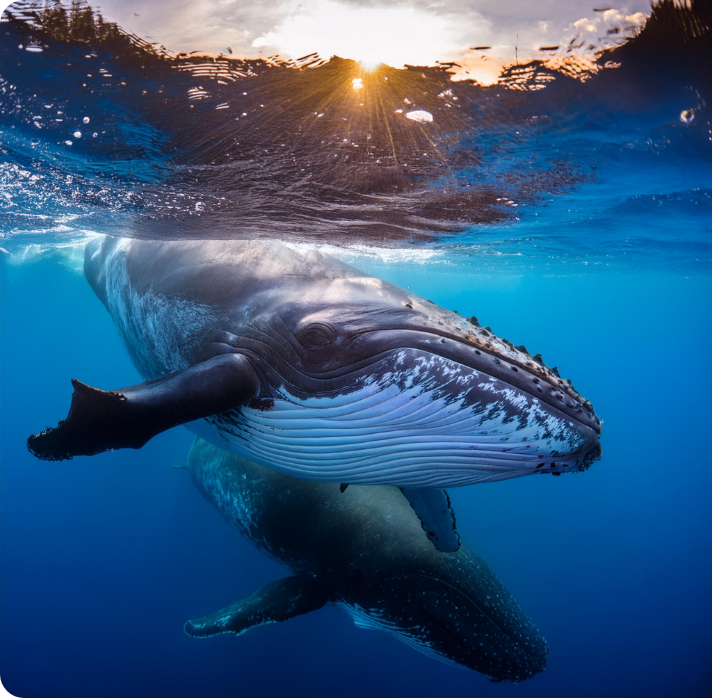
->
[28,237,601,550]
[183,438,548,683]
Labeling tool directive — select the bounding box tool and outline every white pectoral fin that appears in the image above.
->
[401,487,461,553]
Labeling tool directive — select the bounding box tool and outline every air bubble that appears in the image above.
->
[405,110,433,124]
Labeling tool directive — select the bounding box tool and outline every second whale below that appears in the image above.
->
[183,438,549,683]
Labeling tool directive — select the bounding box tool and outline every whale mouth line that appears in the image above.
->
[342,326,600,426]
[236,334,600,437]
[403,572,548,678]
[213,319,599,433]
[205,337,601,486]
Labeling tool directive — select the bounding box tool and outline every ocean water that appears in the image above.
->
[1,2,711,697]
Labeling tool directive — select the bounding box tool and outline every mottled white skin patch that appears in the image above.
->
[341,603,463,670]
[193,434,259,540]
[195,350,588,488]
[102,239,217,377]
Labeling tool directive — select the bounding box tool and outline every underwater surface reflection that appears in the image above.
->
[0,0,710,267]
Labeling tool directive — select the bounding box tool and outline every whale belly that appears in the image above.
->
[186,367,586,488]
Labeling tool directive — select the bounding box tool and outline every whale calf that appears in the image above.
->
[28,237,601,549]
[183,438,548,682]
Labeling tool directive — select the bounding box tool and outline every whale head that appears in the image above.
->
[244,271,602,487]
[341,546,548,682]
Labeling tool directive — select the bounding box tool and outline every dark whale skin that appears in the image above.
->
[186,438,548,683]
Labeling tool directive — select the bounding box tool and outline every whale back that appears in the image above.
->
[85,236,368,310]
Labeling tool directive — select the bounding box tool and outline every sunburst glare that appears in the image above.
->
[252,0,470,69]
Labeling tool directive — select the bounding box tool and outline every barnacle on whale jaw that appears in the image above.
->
[430,307,602,434]
[577,443,602,472]
[450,317,601,428]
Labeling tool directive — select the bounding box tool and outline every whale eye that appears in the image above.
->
[298,322,337,348]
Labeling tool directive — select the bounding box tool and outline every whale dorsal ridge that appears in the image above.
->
[184,575,332,639]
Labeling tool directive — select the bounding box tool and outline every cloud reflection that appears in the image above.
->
[250,1,481,69]
[86,0,652,80]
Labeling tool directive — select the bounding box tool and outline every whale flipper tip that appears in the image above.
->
[185,575,331,639]
[401,487,461,553]
[27,381,130,461]
[27,354,261,462]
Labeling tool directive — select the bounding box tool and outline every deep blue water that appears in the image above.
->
[1,2,712,697]
[2,256,710,697]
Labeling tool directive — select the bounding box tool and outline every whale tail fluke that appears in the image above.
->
[27,353,261,461]
[184,575,332,639]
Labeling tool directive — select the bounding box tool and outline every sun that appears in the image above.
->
[252,1,463,69]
